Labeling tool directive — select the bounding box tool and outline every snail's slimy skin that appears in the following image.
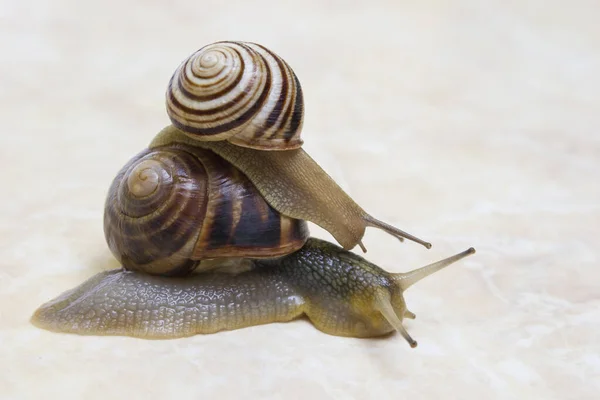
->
[32,268,304,338]
[32,238,474,346]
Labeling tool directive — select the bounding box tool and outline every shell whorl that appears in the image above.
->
[104,145,310,276]
[166,41,304,150]
[104,147,209,275]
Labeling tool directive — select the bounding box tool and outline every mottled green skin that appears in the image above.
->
[263,239,402,337]
[32,238,404,338]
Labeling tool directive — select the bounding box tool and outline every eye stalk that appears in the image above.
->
[395,247,476,290]
[376,247,476,348]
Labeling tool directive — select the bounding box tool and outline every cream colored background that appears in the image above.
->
[1,0,598,399]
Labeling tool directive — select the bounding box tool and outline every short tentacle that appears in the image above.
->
[375,291,417,348]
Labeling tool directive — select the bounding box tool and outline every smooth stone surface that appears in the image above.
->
[1,0,598,399]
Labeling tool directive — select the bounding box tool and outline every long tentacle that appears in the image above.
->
[394,247,476,291]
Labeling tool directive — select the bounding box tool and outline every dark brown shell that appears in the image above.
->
[103,144,309,276]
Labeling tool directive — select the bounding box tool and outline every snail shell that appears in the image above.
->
[166,41,304,150]
[103,144,309,276]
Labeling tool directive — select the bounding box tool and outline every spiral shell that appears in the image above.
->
[166,41,304,150]
[104,145,309,276]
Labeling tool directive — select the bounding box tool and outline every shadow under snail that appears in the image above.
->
[32,41,475,348]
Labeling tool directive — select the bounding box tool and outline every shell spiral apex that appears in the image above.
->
[166,41,304,150]
[104,147,209,276]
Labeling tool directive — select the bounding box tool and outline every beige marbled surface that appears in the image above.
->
[1,0,599,399]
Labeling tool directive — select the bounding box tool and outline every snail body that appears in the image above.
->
[32,238,475,347]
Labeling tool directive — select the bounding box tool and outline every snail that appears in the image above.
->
[155,40,432,252]
[32,143,475,347]
[31,41,476,347]
[32,239,474,347]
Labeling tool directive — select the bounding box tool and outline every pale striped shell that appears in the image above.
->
[166,41,304,150]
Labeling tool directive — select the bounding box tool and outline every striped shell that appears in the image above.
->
[104,144,309,276]
[166,41,304,150]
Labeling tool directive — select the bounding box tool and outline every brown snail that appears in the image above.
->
[31,41,476,348]
[155,40,432,252]
[32,142,475,347]
[33,238,474,347]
